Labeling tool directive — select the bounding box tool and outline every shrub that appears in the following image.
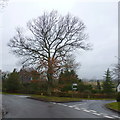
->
[60,84,72,92]
[50,91,116,99]
[116,92,120,102]
[4,69,22,92]
[77,83,93,92]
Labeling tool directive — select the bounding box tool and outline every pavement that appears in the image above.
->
[2,94,120,119]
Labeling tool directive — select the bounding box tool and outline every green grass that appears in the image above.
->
[30,95,81,102]
[106,102,120,112]
[30,95,115,102]
[80,98,115,100]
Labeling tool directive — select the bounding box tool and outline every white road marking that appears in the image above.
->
[81,108,86,110]
[68,106,74,108]
[92,112,101,116]
[17,95,30,98]
[79,103,86,105]
[111,115,120,118]
[100,113,108,116]
[57,103,63,105]
[89,110,97,112]
[57,103,68,107]
[68,103,86,108]
[83,109,90,112]
[55,102,118,119]
[104,115,114,119]
[52,102,56,104]
[61,104,68,107]
[74,107,81,110]
[70,103,86,107]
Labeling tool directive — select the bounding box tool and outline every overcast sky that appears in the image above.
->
[0,0,118,80]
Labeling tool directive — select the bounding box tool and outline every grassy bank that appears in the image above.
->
[1,92,31,95]
[106,102,120,112]
[30,95,82,102]
[80,98,115,100]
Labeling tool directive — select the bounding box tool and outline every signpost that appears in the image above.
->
[72,83,78,91]
[72,83,77,98]
[117,84,120,92]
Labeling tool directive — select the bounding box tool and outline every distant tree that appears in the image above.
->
[2,72,8,91]
[96,80,101,91]
[77,82,86,92]
[59,54,81,84]
[5,69,21,92]
[102,68,114,93]
[77,82,93,92]
[59,69,80,84]
[8,10,91,85]
[63,55,80,71]
[59,70,64,83]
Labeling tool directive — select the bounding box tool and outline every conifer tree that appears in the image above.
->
[5,69,21,92]
[97,80,101,91]
[59,69,80,84]
[102,68,114,93]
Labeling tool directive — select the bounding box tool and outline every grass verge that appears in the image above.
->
[29,95,82,102]
[105,102,120,113]
[1,92,31,95]
[80,98,115,100]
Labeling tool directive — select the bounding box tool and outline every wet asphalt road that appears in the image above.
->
[2,94,120,119]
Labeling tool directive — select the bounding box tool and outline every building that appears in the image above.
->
[19,67,47,83]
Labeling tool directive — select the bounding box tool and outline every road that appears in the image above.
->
[2,94,120,119]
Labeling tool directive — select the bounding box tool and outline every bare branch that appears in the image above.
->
[8,10,91,82]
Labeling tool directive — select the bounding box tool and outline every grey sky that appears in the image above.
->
[0,0,118,80]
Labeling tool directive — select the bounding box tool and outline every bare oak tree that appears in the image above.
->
[8,11,90,84]
[0,0,9,9]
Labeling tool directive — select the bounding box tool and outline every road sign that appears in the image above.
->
[72,83,77,91]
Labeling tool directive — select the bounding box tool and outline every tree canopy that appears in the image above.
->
[8,11,91,83]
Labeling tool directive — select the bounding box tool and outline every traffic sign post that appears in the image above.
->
[72,83,78,98]
[72,83,78,91]
[117,84,120,92]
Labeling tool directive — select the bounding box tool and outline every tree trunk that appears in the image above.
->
[47,58,53,95]
[47,58,53,83]
[47,67,53,85]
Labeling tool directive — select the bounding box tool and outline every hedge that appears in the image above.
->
[51,91,116,99]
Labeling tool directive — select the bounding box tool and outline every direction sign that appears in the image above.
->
[72,83,77,91]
